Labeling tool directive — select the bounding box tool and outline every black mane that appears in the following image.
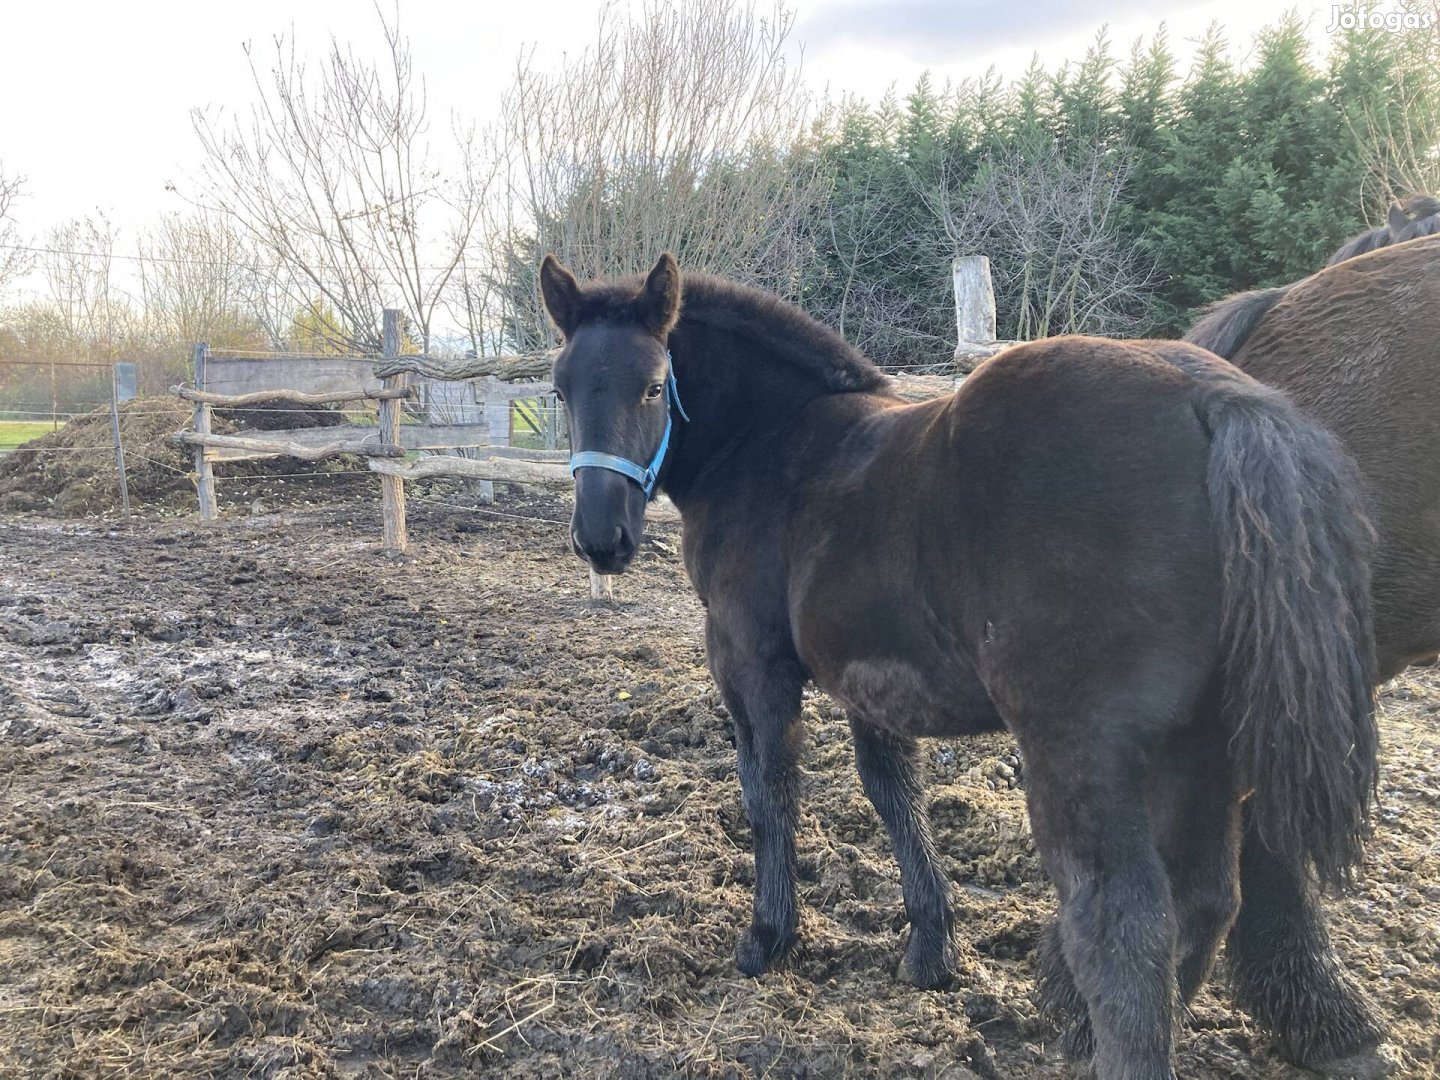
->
[1326,194,1440,266]
[573,271,890,395]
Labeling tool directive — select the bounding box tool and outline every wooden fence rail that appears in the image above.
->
[174,430,406,462]
[172,385,414,407]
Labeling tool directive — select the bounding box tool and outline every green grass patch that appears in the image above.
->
[0,421,57,449]
[509,398,563,451]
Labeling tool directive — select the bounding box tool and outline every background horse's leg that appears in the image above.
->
[1023,733,1178,1080]
[849,718,957,989]
[714,654,806,977]
[1228,814,1387,1073]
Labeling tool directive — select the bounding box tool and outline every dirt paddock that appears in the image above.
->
[2,501,1437,1078]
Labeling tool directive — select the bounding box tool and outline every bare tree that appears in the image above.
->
[920,143,1158,340]
[193,7,485,353]
[0,162,31,298]
[136,210,280,351]
[1345,13,1440,206]
[42,214,130,360]
[472,0,823,353]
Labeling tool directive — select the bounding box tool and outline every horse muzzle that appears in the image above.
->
[571,521,637,574]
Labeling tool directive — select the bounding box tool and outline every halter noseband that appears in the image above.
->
[567,352,689,501]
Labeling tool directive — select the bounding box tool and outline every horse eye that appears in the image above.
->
[645,383,664,400]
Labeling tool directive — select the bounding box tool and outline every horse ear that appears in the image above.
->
[540,255,582,337]
[639,253,682,338]
[1388,202,1411,236]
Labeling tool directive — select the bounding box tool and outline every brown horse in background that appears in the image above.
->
[1190,231,1440,680]
[1186,229,1440,1076]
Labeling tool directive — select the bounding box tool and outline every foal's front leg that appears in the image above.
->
[850,718,957,988]
[713,651,807,976]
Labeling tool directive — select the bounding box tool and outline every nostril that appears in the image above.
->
[573,522,635,568]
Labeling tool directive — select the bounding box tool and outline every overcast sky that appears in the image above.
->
[2,0,1340,239]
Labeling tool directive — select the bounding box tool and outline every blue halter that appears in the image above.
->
[568,353,689,501]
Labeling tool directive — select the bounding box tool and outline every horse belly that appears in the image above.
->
[826,655,999,737]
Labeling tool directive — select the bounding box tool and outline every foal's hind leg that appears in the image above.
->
[1022,734,1178,1080]
[1038,725,1243,1066]
[1228,816,1389,1075]
[850,718,957,988]
[1154,731,1242,1009]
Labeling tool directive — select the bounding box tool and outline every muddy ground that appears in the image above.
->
[1,500,1437,1079]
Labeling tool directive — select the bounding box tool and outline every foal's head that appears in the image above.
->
[540,253,684,575]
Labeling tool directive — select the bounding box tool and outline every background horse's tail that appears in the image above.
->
[1183,286,1291,360]
[1194,361,1378,887]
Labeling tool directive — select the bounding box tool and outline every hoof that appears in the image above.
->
[897,936,960,990]
[735,924,795,977]
[1303,1045,1400,1079]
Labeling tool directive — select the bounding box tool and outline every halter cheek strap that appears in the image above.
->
[568,354,689,501]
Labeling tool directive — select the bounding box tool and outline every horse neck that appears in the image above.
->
[661,319,841,509]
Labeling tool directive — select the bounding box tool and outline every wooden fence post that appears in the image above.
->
[110,364,130,520]
[192,343,218,520]
[542,394,559,452]
[590,569,614,602]
[952,256,996,345]
[379,310,408,555]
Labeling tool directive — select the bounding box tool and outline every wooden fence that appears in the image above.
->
[171,311,638,596]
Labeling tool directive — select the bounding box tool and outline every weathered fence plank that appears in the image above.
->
[374,350,558,382]
[194,423,494,462]
[950,256,1016,373]
[366,455,681,526]
[367,454,569,488]
[171,385,414,407]
[204,355,381,398]
[888,373,962,401]
[953,256,997,343]
[175,431,404,461]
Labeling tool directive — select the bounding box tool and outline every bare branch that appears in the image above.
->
[0,161,33,296]
[465,0,822,354]
[192,9,487,353]
[918,142,1158,340]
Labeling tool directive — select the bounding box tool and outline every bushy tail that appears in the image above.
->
[1183,286,1291,360]
[1199,373,1378,888]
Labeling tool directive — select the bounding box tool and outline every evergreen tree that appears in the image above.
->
[506,9,1433,360]
[1126,24,1245,330]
